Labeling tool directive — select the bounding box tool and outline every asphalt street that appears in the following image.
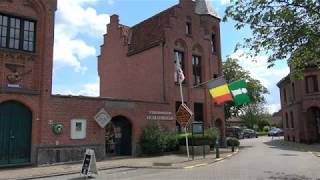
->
[38,136,320,180]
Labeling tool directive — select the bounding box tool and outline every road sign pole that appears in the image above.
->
[184,127,190,160]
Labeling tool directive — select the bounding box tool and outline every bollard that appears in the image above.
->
[215,141,220,158]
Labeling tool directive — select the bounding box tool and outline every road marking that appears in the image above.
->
[184,163,208,169]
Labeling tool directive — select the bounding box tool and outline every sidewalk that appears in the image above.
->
[0,148,238,180]
[267,137,320,157]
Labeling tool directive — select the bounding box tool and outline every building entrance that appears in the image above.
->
[105,116,132,156]
[0,101,32,166]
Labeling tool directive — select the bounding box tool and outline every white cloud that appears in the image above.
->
[229,50,289,114]
[267,103,281,114]
[53,0,110,72]
[230,50,289,88]
[54,79,100,97]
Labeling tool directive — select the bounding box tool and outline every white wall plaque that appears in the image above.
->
[71,119,87,139]
[94,109,111,128]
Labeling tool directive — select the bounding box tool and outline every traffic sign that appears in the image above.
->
[176,104,193,127]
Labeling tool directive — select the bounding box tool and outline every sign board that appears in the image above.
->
[81,149,98,176]
[70,119,87,139]
[146,111,174,121]
[176,104,193,127]
[94,108,111,128]
[192,122,203,134]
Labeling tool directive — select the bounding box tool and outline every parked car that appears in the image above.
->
[268,128,284,136]
[243,129,258,138]
[226,126,244,139]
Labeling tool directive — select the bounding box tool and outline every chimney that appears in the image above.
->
[110,14,119,25]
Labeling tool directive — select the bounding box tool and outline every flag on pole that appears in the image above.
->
[228,80,251,106]
[207,77,233,105]
[176,64,185,83]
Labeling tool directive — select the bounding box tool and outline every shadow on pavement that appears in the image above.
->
[265,171,318,180]
[263,138,320,153]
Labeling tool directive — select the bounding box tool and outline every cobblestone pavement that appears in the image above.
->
[39,136,320,180]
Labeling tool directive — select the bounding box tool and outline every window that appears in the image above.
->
[0,13,35,52]
[211,33,216,53]
[186,22,192,35]
[174,50,185,84]
[192,55,201,85]
[290,111,294,129]
[194,103,204,122]
[305,75,319,93]
[285,112,289,128]
[0,15,8,48]
[283,88,287,104]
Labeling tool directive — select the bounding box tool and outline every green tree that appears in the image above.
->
[223,0,320,75]
[223,58,269,118]
[239,103,270,129]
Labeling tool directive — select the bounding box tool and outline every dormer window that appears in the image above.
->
[186,22,192,35]
[0,13,36,52]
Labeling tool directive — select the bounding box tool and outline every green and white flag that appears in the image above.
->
[228,80,251,106]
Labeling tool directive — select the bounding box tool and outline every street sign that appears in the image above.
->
[176,104,193,127]
[81,149,98,177]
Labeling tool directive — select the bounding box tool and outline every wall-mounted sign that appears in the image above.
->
[71,119,87,139]
[146,111,174,121]
[94,108,111,128]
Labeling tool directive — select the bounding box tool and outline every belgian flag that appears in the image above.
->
[207,77,233,105]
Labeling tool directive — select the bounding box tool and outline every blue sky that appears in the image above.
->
[52,0,289,113]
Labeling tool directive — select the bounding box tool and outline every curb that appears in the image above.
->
[183,149,239,169]
[6,149,240,179]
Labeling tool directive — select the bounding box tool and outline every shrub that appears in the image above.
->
[139,123,162,155]
[160,130,178,152]
[139,123,178,155]
[204,128,218,148]
[263,126,270,132]
[177,128,218,147]
[226,137,240,147]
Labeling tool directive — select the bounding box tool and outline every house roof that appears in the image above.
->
[127,6,176,55]
[277,74,290,87]
[195,0,219,18]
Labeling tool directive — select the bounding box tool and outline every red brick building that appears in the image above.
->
[277,67,320,143]
[99,0,225,136]
[0,0,225,167]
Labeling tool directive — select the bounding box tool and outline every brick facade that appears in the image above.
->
[0,0,225,166]
[278,67,320,143]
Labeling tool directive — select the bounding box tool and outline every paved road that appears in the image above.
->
[39,137,320,180]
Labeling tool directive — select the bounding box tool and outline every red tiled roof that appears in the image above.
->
[127,6,176,55]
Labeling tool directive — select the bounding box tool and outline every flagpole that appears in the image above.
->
[179,81,190,160]
[176,59,189,160]
[192,76,225,88]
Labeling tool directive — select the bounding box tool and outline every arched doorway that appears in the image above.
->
[0,101,32,166]
[105,116,132,156]
[307,107,320,142]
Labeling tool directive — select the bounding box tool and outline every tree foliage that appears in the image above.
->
[223,0,320,74]
[223,58,269,118]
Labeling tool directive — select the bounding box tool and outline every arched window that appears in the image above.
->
[211,33,216,53]
[192,45,203,86]
[174,39,187,84]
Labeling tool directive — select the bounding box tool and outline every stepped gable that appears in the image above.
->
[127,6,176,55]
